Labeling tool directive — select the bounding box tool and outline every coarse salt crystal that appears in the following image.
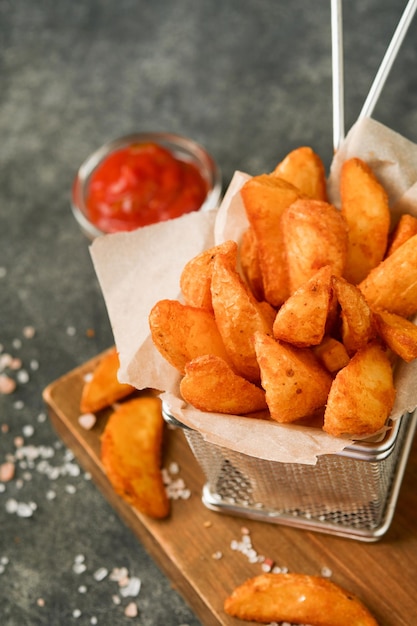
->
[23,326,35,339]
[93,567,108,581]
[110,567,129,582]
[78,413,96,430]
[22,425,34,438]
[72,609,82,618]
[17,370,29,384]
[119,576,141,598]
[12,339,22,350]
[73,563,87,575]
[30,359,39,371]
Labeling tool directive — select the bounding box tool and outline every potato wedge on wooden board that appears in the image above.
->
[101,396,169,519]
[211,254,273,382]
[224,572,379,626]
[254,332,332,423]
[239,227,264,301]
[80,347,135,414]
[340,157,390,284]
[386,212,417,256]
[358,233,417,317]
[180,355,268,415]
[272,265,334,347]
[332,275,376,355]
[272,145,328,201]
[180,240,238,311]
[240,174,301,306]
[282,198,348,294]
[323,342,395,437]
[148,299,231,374]
[374,310,417,362]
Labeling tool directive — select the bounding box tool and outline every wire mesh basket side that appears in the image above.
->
[184,410,415,539]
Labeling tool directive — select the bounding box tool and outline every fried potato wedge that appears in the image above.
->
[180,355,268,414]
[211,254,274,382]
[240,227,264,301]
[332,275,376,355]
[241,174,301,306]
[324,342,395,437]
[340,158,390,284]
[224,572,379,626]
[374,310,417,363]
[386,212,417,256]
[254,332,332,423]
[180,240,238,311]
[273,265,334,347]
[149,299,231,374]
[100,396,169,519]
[313,336,350,373]
[358,233,417,317]
[282,198,348,294]
[80,347,135,414]
[272,146,328,201]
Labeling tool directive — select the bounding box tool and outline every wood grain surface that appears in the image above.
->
[43,351,417,626]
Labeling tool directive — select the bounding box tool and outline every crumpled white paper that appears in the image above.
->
[90,118,417,465]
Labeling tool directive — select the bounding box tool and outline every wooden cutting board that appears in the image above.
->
[43,350,417,626]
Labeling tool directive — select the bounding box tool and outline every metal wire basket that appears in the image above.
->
[162,406,416,541]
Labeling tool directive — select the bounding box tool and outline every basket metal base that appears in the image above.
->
[200,411,417,542]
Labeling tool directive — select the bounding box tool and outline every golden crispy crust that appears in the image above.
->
[224,573,379,626]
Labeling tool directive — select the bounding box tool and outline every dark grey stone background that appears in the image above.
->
[0,1,416,624]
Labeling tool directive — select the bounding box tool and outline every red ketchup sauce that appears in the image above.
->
[86,142,209,232]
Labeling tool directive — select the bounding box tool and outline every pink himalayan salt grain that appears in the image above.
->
[0,375,16,394]
[0,462,15,482]
[124,602,138,618]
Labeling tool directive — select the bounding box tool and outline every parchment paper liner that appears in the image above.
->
[91,118,417,466]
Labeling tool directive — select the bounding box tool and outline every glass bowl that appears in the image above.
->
[71,132,222,240]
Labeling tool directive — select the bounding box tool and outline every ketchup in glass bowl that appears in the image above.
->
[71,132,222,239]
